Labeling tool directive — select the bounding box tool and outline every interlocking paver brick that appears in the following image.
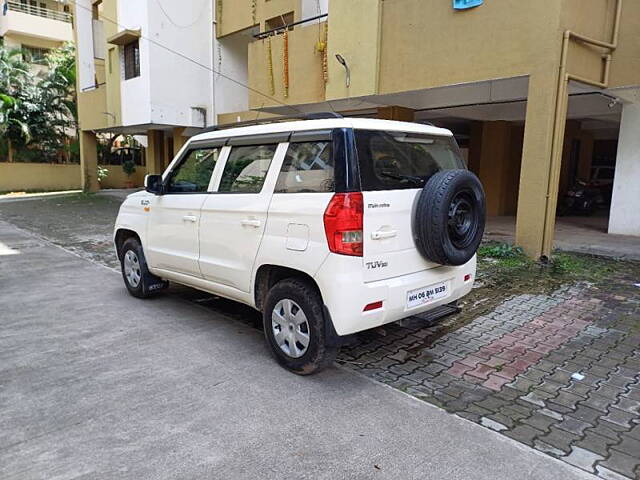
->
[582,392,615,413]
[595,466,634,480]
[482,374,511,391]
[538,426,581,455]
[598,450,640,479]
[503,424,543,447]
[557,416,593,436]
[602,407,637,429]
[570,405,604,425]
[612,435,640,458]
[576,431,618,457]
[563,446,604,473]
[521,412,558,432]
[614,396,640,415]
[550,391,583,410]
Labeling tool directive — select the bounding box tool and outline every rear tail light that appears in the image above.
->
[323,192,363,256]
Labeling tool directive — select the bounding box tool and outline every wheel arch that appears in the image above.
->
[114,228,142,261]
[253,264,323,313]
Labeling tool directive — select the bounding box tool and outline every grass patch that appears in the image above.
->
[476,241,629,293]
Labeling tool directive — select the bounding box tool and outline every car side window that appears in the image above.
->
[166,147,220,193]
[218,144,277,193]
[274,141,334,193]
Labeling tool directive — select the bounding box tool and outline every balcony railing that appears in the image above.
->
[6,1,73,23]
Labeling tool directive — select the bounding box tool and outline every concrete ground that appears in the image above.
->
[0,220,595,480]
[486,215,640,261]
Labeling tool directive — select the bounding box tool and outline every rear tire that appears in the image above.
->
[263,278,337,375]
[120,238,168,298]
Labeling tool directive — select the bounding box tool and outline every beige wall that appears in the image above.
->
[325,0,382,100]
[0,163,81,192]
[561,0,640,88]
[248,22,326,109]
[378,0,563,95]
[98,165,146,189]
[78,86,108,131]
[102,0,122,127]
[217,0,299,38]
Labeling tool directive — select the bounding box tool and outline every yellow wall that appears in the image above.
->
[98,165,146,189]
[248,22,326,109]
[561,0,640,88]
[326,0,382,100]
[0,163,81,192]
[217,0,299,38]
[102,0,122,127]
[378,0,562,94]
[78,86,108,131]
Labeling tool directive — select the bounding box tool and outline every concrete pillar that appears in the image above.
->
[376,106,415,122]
[559,121,581,195]
[467,121,483,175]
[146,130,165,175]
[478,121,511,216]
[80,130,99,192]
[609,103,640,236]
[173,127,188,156]
[577,131,594,181]
[515,71,563,259]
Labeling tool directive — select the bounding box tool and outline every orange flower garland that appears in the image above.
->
[283,29,289,98]
[267,36,275,95]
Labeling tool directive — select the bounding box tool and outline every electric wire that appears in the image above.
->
[154,0,210,29]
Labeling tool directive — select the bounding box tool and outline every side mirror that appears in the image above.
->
[145,174,164,195]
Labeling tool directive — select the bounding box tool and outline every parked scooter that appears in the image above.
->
[557,180,602,216]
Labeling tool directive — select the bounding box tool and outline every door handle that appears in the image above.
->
[182,215,198,223]
[371,229,397,240]
[241,219,261,228]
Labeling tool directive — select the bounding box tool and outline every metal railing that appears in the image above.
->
[6,1,73,23]
[254,13,327,39]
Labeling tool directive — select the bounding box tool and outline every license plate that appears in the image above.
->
[406,281,450,309]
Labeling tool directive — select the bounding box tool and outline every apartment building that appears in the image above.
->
[74,0,640,259]
[1,0,73,71]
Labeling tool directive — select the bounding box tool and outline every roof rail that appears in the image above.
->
[304,112,343,120]
[200,112,343,133]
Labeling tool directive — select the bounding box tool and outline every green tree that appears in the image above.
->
[36,43,78,161]
[0,42,78,163]
[0,46,33,158]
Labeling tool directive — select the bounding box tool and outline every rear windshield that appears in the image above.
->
[354,130,464,191]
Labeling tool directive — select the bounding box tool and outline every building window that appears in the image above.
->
[23,46,50,64]
[264,12,294,33]
[123,40,140,80]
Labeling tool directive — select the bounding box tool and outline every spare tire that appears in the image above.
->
[415,169,485,266]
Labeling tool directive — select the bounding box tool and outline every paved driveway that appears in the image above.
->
[0,221,593,479]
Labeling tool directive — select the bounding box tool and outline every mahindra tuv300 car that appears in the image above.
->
[114,117,486,374]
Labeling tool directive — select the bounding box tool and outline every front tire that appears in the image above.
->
[120,238,168,298]
[263,278,337,375]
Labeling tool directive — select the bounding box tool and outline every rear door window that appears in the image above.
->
[275,140,334,193]
[218,144,277,193]
[354,130,464,191]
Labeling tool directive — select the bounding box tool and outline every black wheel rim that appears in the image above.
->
[447,189,478,249]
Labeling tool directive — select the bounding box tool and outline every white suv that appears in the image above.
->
[114,116,485,374]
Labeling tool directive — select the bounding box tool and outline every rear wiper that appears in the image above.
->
[379,171,425,187]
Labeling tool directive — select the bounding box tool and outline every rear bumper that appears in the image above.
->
[315,255,476,336]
